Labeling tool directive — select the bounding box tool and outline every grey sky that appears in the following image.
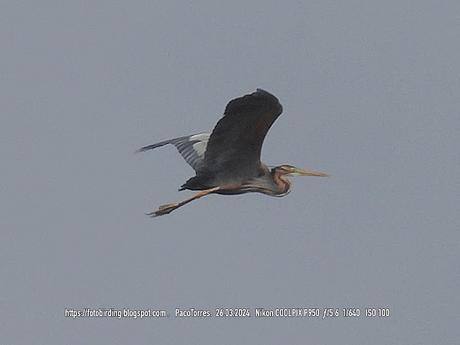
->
[1,0,459,344]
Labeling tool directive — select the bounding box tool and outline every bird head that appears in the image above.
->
[274,164,328,177]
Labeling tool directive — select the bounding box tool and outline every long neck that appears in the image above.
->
[271,170,291,195]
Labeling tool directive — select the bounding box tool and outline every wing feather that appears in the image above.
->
[137,133,210,172]
[202,89,283,179]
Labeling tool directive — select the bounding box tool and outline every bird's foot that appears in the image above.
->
[146,203,179,217]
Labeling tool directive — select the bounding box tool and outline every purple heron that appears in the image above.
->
[138,89,328,217]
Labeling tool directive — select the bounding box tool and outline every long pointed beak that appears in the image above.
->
[292,167,329,177]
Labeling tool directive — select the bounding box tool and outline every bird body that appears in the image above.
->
[138,89,327,217]
[190,163,288,196]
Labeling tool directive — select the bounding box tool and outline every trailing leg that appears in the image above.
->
[147,187,221,217]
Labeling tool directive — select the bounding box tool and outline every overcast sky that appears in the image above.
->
[1,1,459,344]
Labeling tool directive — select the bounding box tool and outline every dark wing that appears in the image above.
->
[202,89,283,179]
[137,133,210,172]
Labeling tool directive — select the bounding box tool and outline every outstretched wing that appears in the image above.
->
[202,89,283,178]
[137,133,210,172]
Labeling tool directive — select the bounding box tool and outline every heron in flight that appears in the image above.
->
[138,89,327,217]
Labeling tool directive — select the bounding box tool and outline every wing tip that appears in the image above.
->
[254,88,271,95]
[254,88,283,114]
[135,140,171,153]
[135,146,150,153]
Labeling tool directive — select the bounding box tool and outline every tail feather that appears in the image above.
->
[179,176,209,191]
